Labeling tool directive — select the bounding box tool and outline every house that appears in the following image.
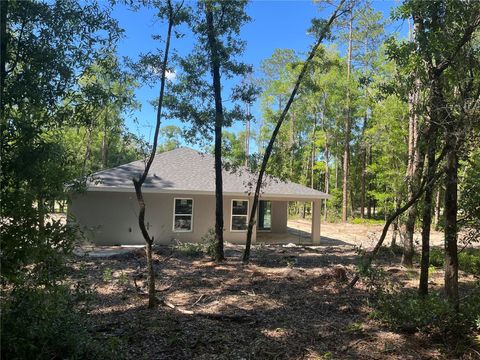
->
[69,147,330,245]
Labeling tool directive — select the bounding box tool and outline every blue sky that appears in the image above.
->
[111,0,407,147]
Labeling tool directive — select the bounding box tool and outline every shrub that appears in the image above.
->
[429,247,444,267]
[371,286,480,348]
[173,242,204,257]
[1,286,114,359]
[428,247,480,275]
[201,228,217,258]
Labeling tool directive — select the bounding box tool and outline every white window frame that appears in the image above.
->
[230,199,249,232]
[172,197,194,233]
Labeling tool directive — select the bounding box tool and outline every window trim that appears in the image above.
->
[230,199,249,232]
[172,197,194,233]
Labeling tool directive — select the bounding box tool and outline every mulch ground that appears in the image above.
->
[69,244,479,360]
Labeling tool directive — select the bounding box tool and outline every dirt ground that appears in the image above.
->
[287,219,445,248]
[70,223,479,360]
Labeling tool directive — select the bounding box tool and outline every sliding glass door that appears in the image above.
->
[258,200,271,231]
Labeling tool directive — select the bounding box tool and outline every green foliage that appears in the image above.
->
[201,228,217,258]
[372,287,480,347]
[1,286,120,360]
[428,248,480,275]
[103,267,114,282]
[350,217,385,225]
[173,242,205,258]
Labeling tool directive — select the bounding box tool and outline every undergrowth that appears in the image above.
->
[363,266,480,354]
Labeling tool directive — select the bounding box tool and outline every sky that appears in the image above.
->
[111,0,408,147]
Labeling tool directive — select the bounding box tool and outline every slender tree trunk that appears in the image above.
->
[403,90,421,267]
[434,186,441,230]
[403,20,421,267]
[360,37,369,219]
[335,154,339,189]
[367,147,372,219]
[101,112,108,169]
[418,130,436,295]
[342,11,353,223]
[391,196,401,247]
[444,120,459,310]
[419,74,443,296]
[132,1,176,308]
[360,145,367,219]
[245,103,250,167]
[82,127,92,176]
[243,0,346,262]
[311,113,317,189]
[324,137,330,222]
[206,5,225,261]
[0,0,7,116]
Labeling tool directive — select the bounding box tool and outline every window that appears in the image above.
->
[231,199,248,231]
[173,198,193,232]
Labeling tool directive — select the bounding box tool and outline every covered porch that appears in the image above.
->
[252,198,323,245]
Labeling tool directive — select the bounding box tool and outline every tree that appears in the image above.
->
[390,0,480,303]
[167,0,254,261]
[131,0,187,308]
[0,0,123,356]
[242,0,347,262]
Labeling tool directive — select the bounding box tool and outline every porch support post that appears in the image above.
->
[311,199,321,244]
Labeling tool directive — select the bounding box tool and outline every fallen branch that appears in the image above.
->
[159,298,255,322]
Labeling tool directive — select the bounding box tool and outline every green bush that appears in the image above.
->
[429,247,444,267]
[1,286,115,360]
[173,242,204,257]
[428,247,480,275]
[201,228,217,258]
[173,229,217,258]
[371,287,480,346]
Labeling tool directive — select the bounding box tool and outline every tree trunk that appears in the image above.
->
[245,103,250,167]
[403,20,422,267]
[82,127,92,176]
[205,5,225,261]
[324,137,330,222]
[131,1,176,308]
[419,73,444,296]
[243,0,346,262]
[342,10,353,223]
[0,0,7,122]
[360,145,366,219]
[391,197,401,247]
[434,186,441,230]
[444,124,459,310]
[101,113,108,169]
[311,113,317,189]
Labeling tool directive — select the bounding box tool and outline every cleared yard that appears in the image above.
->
[70,223,478,360]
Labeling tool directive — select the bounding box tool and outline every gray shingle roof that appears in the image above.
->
[87,147,329,199]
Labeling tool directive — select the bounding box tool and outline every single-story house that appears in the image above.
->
[69,147,330,245]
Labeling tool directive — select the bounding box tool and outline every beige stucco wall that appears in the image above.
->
[270,200,288,233]
[69,191,291,246]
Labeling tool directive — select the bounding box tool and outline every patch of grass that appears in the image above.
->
[102,267,113,282]
[346,322,363,333]
[350,218,385,225]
